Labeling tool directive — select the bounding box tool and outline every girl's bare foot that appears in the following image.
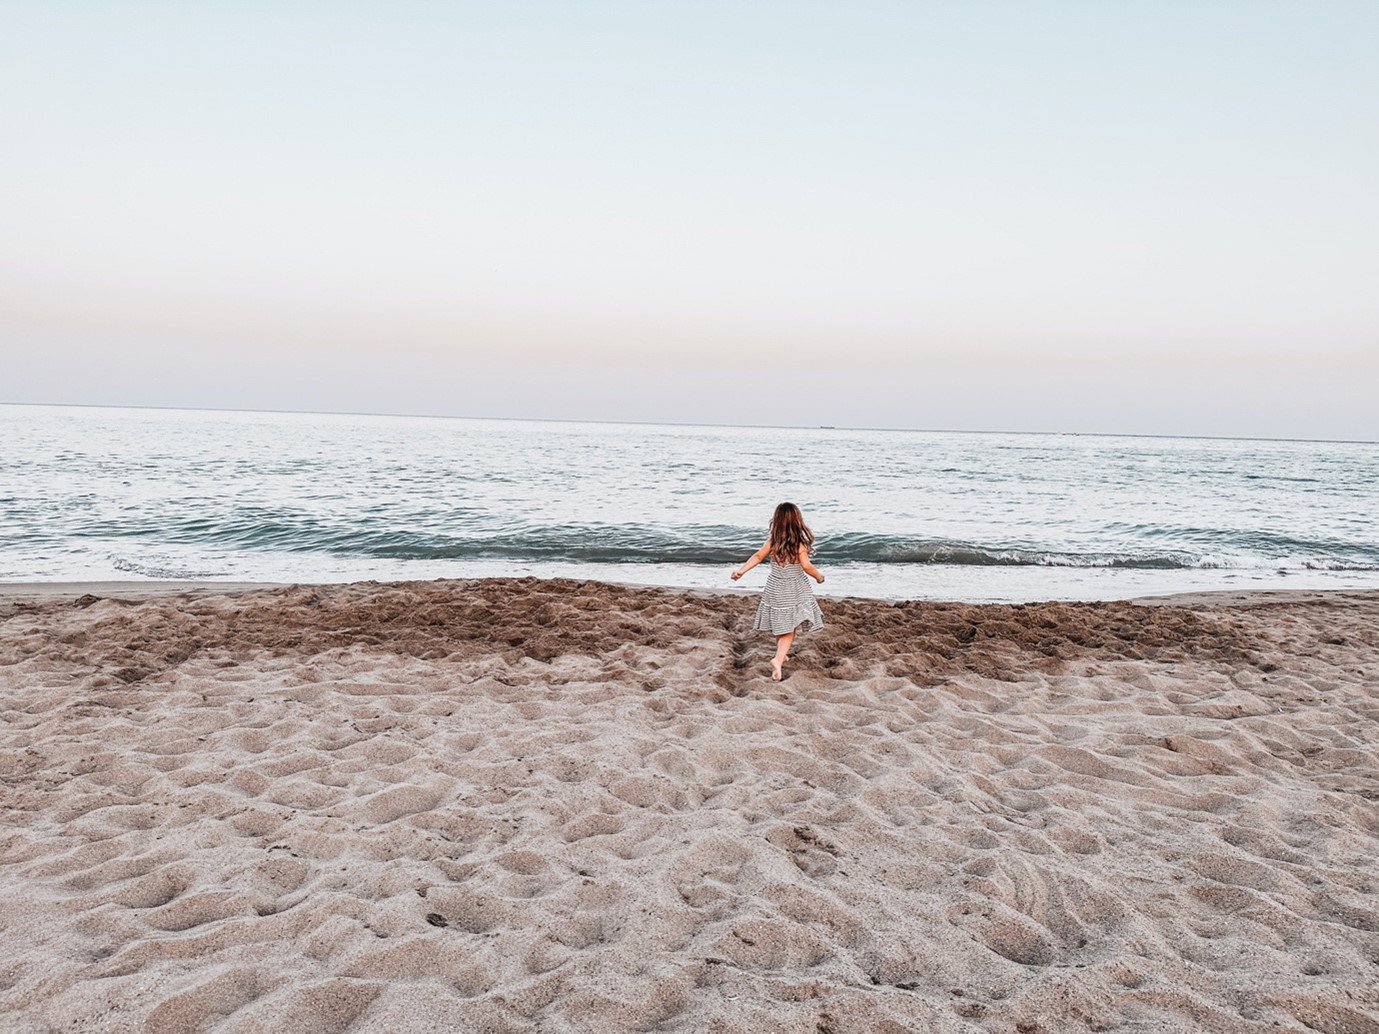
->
[771,659,783,681]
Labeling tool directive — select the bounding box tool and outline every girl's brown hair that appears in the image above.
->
[768,502,814,566]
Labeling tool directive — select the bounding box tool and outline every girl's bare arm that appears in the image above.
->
[731,541,771,580]
[799,546,825,584]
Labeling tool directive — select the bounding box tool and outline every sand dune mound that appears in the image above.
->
[1,580,1377,1032]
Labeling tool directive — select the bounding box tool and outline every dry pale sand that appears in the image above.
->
[1,579,1377,1033]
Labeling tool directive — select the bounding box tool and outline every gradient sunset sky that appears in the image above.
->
[3,2,1376,439]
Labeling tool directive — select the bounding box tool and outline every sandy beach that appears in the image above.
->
[2,578,1377,1032]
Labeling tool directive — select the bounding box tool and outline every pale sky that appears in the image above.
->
[2,2,1377,439]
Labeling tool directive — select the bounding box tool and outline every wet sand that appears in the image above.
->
[1,578,1377,1032]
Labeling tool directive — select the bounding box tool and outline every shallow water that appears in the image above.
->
[3,404,1377,601]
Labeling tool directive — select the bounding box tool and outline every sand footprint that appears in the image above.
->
[143,966,282,1034]
[222,977,384,1033]
[764,823,840,878]
[560,812,626,842]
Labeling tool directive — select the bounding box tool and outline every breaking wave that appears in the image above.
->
[77,515,1379,571]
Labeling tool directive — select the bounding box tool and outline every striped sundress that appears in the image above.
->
[752,561,825,635]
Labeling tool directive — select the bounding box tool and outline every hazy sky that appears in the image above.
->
[3,2,1377,439]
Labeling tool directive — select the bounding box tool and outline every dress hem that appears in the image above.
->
[752,604,824,636]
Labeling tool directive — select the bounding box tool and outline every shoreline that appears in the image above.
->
[3,575,1378,610]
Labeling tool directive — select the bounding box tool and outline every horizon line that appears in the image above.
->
[3,398,1376,448]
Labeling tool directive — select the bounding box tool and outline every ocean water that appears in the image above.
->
[3,404,1378,602]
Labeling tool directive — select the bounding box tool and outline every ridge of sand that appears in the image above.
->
[0,581,282,600]
[1,578,1377,1032]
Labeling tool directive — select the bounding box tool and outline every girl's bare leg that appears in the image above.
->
[771,631,795,681]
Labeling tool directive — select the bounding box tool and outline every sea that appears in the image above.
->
[3,404,1377,602]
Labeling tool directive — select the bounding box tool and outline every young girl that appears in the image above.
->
[731,502,826,681]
